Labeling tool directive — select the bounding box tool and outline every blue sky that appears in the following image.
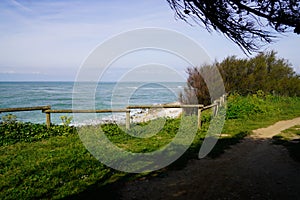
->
[0,0,299,81]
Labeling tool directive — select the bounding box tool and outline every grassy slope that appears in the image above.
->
[209,94,300,157]
[1,94,300,199]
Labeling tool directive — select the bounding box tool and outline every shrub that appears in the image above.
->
[1,114,17,124]
[0,121,76,146]
[226,92,268,119]
[180,51,300,107]
[60,115,73,126]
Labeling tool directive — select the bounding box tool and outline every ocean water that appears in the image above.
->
[0,82,185,125]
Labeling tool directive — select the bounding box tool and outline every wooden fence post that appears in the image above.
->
[220,96,224,106]
[126,110,130,130]
[197,108,202,129]
[41,106,52,129]
[46,112,51,129]
[213,100,218,116]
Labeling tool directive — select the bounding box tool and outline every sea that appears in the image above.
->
[0,82,185,125]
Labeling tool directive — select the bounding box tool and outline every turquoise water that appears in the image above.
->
[0,82,185,124]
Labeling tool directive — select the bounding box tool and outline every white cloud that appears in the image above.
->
[0,0,299,81]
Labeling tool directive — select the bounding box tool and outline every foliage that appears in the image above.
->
[226,91,268,119]
[1,95,300,199]
[60,115,73,126]
[1,114,17,124]
[179,64,225,110]
[180,51,300,106]
[226,91,300,120]
[0,120,76,146]
[217,51,300,96]
[180,65,211,106]
[167,0,300,53]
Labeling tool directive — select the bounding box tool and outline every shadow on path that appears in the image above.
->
[118,136,300,200]
[63,118,300,199]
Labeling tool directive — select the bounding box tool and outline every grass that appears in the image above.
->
[208,93,300,157]
[1,94,300,199]
[0,135,111,199]
[272,125,300,162]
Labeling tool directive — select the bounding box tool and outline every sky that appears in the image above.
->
[0,0,299,81]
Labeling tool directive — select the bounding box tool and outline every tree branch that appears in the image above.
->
[166,0,300,54]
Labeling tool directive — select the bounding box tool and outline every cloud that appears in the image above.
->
[8,0,33,12]
[1,0,299,81]
[0,1,181,71]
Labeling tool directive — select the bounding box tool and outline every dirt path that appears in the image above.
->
[252,117,300,138]
[118,117,300,200]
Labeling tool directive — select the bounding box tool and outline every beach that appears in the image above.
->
[71,102,183,126]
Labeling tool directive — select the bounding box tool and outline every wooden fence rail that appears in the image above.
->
[0,94,226,130]
[127,104,204,129]
[127,105,204,109]
[43,109,129,129]
[0,105,51,113]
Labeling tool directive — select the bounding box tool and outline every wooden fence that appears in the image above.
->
[0,94,226,129]
[43,108,130,129]
[0,105,51,113]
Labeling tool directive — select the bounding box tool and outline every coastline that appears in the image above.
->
[71,102,182,127]
[1,82,184,125]
[130,102,182,123]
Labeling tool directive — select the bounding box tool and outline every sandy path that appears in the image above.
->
[118,117,300,200]
[252,117,300,138]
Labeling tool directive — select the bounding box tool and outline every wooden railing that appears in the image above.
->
[127,104,204,129]
[43,108,130,129]
[0,94,226,129]
[0,105,51,113]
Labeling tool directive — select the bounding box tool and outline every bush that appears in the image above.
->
[1,114,17,124]
[0,121,76,146]
[180,51,300,107]
[217,51,300,96]
[226,91,273,119]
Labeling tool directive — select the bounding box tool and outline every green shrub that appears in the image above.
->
[1,114,17,124]
[60,115,73,126]
[226,92,268,119]
[0,122,76,146]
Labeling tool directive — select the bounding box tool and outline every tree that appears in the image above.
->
[180,51,300,105]
[180,66,210,106]
[216,51,300,96]
[180,64,225,107]
[167,0,300,53]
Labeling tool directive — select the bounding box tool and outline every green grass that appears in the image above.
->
[0,117,200,199]
[208,93,300,157]
[102,117,182,153]
[0,135,113,199]
[1,94,300,199]
[0,122,76,146]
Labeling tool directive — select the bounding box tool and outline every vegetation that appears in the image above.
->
[217,51,300,96]
[180,51,300,106]
[60,115,73,126]
[0,116,200,199]
[1,94,300,199]
[167,0,300,53]
[2,50,300,198]
[212,93,300,157]
[225,91,300,119]
[0,114,75,146]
